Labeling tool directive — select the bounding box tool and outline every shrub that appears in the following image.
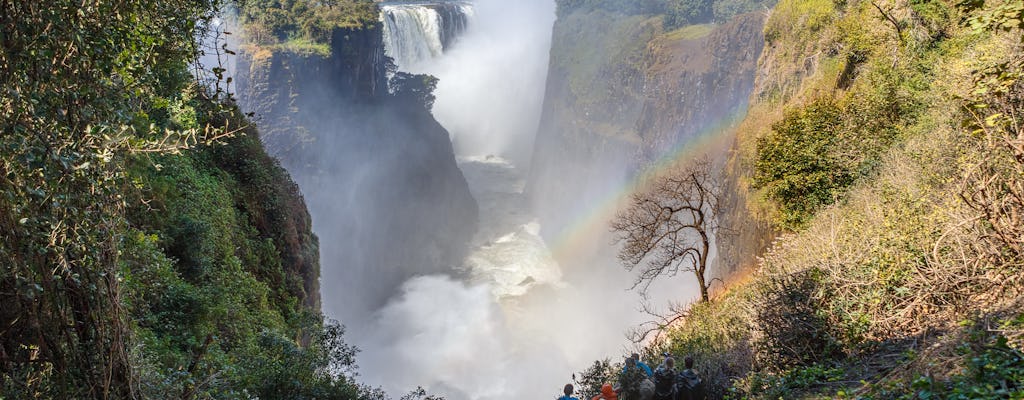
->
[752,269,845,369]
[574,359,620,399]
[657,292,756,399]
[753,98,850,228]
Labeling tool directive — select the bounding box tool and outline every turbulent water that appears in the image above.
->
[355,155,653,400]
[380,1,473,70]
[352,1,692,398]
[459,156,562,298]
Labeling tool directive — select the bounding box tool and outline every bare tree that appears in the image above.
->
[611,157,722,303]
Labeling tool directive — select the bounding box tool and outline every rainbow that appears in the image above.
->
[543,107,749,267]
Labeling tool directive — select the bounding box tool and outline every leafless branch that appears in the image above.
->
[612,156,722,303]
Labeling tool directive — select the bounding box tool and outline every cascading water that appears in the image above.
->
[380,1,473,70]
[352,1,680,399]
[351,0,703,399]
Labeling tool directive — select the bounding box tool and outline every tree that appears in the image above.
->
[667,0,713,28]
[611,157,722,303]
[752,99,848,228]
[1,1,234,396]
[390,72,440,111]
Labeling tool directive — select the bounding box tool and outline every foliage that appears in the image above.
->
[0,1,378,398]
[654,291,755,399]
[751,269,846,369]
[390,73,441,112]
[961,0,1024,34]
[573,359,621,399]
[711,0,772,23]
[117,110,394,398]
[663,0,774,27]
[237,0,379,51]
[0,0,235,396]
[753,99,850,228]
[605,0,1024,396]
[663,0,774,28]
[753,57,925,229]
[957,42,1024,265]
[666,0,714,26]
[555,0,668,17]
[762,0,835,44]
[554,0,775,27]
[863,317,1024,400]
[731,363,843,398]
[910,336,1024,399]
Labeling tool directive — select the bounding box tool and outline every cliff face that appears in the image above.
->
[237,28,389,164]
[235,24,478,322]
[528,11,768,272]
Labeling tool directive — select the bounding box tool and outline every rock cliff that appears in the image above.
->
[528,10,769,272]
[235,24,478,322]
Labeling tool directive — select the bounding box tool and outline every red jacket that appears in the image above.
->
[591,384,618,400]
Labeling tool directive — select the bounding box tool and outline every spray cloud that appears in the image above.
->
[351,0,701,398]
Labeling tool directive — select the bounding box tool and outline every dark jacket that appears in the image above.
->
[674,369,704,400]
[652,367,676,400]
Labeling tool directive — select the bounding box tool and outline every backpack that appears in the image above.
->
[675,370,704,400]
[638,378,655,400]
[653,368,675,399]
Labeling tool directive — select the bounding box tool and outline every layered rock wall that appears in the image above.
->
[235,24,477,322]
[528,11,768,273]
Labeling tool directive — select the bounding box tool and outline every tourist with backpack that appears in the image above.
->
[619,357,649,400]
[652,357,676,400]
[674,357,705,400]
[622,353,653,377]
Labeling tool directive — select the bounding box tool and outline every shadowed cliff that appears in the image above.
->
[235,24,478,324]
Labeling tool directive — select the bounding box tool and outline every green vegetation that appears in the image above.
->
[236,0,378,53]
[753,99,849,228]
[582,0,1024,396]
[390,72,441,111]
[753,60,923,228]
[0,1,381,398]
[864,319,1024,399]
[119,121,373,398]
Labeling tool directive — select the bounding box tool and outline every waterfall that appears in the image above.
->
[380,2,473,70]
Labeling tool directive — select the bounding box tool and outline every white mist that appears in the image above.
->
[350,1,700,399]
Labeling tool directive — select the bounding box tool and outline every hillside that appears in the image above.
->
[0,1,382,398]
[5,0,1023,398]
[571,0,1024,397]
[528,0,772,274]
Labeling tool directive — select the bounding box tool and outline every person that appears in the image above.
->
[591,383,619,400]
[619,358,648,400]
[675,357,705,400]
[652,357,676,400]
[622,353,653,377]
[638,376,655,400]
[558,383,580,400]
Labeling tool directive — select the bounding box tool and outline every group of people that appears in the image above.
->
[558,353,705,400]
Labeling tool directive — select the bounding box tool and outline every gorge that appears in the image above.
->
[6,0,1022,397]
[234,0,767,398]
